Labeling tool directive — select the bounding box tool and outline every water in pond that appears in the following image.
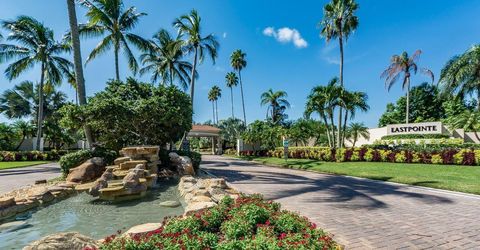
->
[0,181,184,250]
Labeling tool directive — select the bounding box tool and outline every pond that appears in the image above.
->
[0,180,183,250]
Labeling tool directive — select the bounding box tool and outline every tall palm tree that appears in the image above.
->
[78,0,149,80]
[230,49,247,125]
[260,89,290,124]
[346,122,369,147]
[66,0,93,146]
[12,120,35,150]
[340,90,369,145]
[140,29,193,89]
[225,72,238,119]
[381,50,434,124]
[0,16,73,150]
[174,9,219,108]
[319,0,359,148]
[208,85,221,124]
[439,45,480,110]
[0,81,36,119]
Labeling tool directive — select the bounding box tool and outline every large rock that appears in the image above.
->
[124,223,163,237]
[184,201,216,214]
[169,153,195,176]
[0,221,29,233]
[23,232,98,250]
[0,197,15,208]
[66,158,106,183]
[159,200,181,208]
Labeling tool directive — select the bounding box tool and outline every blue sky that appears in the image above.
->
[1,0,480,127]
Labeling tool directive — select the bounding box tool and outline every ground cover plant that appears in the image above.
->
[0,150,69,162]
[97,195,337,250]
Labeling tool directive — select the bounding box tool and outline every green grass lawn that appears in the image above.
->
[0,161,50,170]
[234,156,480,195]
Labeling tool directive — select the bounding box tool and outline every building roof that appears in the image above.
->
[188,125,221,137]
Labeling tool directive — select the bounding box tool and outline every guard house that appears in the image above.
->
[187,125,222,154]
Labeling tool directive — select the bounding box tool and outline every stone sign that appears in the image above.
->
[386,122,443,135]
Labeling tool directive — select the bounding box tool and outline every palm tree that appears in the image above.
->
[381,50,434,124]
[78,0,149,80]
[174,9,219,108]
[140,29,193,89]
[346,122,369,147]
[66,0,94,146]
[340,90,369,145]
[12,120,35,150]
[0,81,36,119]
[450,110,480,141]
[0,16,73,150]
[208,85,221,124]
[260,89,290,124]
[439,45,480,110]
[230,50,247,125]
[319,0,359,148]
[225,72,238,119]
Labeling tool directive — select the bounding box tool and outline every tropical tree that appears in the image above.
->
[0,16,73,150]
[449,110,480,141]
[346,122,369,147]
[12,120,35,150]
[66,0,94,146]
[319,0,359,148]
[174,9,219,107]
[225,72,238,119]
[260,89,290,125]
[140,29,193,89]
[381,50,434,124]
[439,45,480,110]
[230,50,247,124]
[78,0,149,80]
[208,85,221,124]
[305,78,342,148]
[340,90,369,145]
[218,118,245,148]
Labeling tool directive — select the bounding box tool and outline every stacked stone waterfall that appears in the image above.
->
[86,146,160,201]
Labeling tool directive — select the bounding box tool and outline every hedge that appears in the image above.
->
[380,134,449,140]
[59,147,118,176]
[0,150,70,162]
[98,194,337,250]
[240,147,480,166]
[374,138,463,146]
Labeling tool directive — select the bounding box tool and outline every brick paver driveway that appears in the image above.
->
[0,163,61,195]
[202,155,480,249]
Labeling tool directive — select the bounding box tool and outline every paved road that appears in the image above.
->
[0,163,61,195]
[202,155,480,249]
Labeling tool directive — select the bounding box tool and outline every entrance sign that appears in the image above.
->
[386,122,443,135]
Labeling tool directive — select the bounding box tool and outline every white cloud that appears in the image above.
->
[262,27,308,48]
[222,32,227,38]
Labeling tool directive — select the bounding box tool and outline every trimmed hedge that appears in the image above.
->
[240,147,480,166]
[374,138,463,146]
[98,194,337,250]
[0,150,70,162]
[381,134,449,140]
[59,147,118,176]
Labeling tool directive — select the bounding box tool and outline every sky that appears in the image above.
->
[1,0,480,128]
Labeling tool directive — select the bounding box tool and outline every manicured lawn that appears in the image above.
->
[236,156,480,195]
[0,161,50,170]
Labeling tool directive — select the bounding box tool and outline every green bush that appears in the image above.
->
[59,147,117,176]
[0,150,70,162]
[381,134,449,140]
[99,194,336,250]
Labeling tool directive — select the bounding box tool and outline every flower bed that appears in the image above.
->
[97,195,337,250]
[240,147,480,166]
[0,150,70,162]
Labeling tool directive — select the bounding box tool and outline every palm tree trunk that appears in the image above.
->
[36,62,45,151]
[406,77,410,124]
[215,100,219,124]
[230,87,235,119]
[337,35,344,149]
[329,112,336,148]
[190,47,198,108]
[114,42,120,81]
[238,70,247,125]
[322,115,332,148]
[15,136,26,151]
[342,111,349,147]
[67,0,94,147]
[212,101,215,124]
[170,68,174,86]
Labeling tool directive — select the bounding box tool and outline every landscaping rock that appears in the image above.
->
[0,197,15,208]
[169,153,195,176]
[191,196,213,203]
[185,201,216,214]
[114,156,131,165]
[66,157,106,183]
[23,232,98,250]
[159,200,181,208]
[124,223,163,236]
[0,220,29,233]
[34,180,47,185]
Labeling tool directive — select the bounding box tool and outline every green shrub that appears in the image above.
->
[59,147,117,176]
[431,154,443,164]
[381,134,449,140]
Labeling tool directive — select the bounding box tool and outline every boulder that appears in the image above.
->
[114,156,131,165]
[169,153,195,176]
[23,232,98,250]
[159,200,181,208]
[66,158,106,183]
[0,196,15,208]
[184,201,216,214]
[191,196,213,203]
[124,223,163,237]
[28,188,55,204]
[0,220,29,233]
[123,165,144,188]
